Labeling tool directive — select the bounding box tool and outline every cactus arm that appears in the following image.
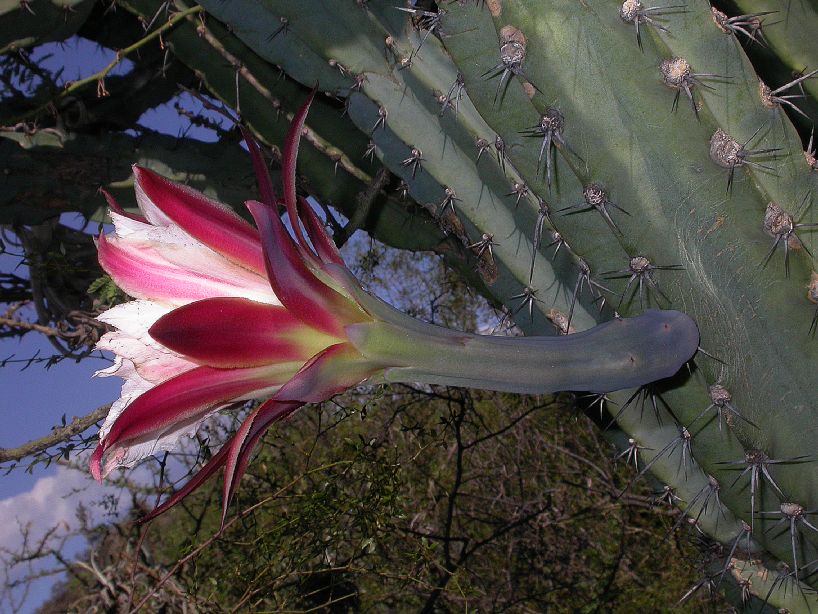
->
[648,0,816,253]
[733,0,818,108]
[197,0,604,334]
[438,0,818,576]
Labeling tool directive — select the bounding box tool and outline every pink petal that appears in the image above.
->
[133,166,265,274]
[97,232,274,305]
[149,297,339,368]
[100,362,298,454]
[137,344,375,523]
[97,331,195,383]
[90,445,105,481]
[247,200,367,337]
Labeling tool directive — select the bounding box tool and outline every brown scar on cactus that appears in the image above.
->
[476,251,498,285]
[660,57,726,120]
[467,232,497,260]
[486,0,502,18]
[433,204,467,243]
[482,25,540,103]
[708,128,780,193]
[468,233,499,285]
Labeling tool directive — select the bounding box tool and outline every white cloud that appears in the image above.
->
[0,465,131,613]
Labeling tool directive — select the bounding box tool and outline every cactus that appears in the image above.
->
[105,0,818,607]
[4,0,818,607]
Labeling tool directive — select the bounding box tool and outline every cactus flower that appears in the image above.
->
[92,90,699,524]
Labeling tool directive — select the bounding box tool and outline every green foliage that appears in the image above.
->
[87,274,128,307]
[46,389,731,613]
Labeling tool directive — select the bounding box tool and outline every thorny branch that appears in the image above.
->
[0,404,109,465]
[10,5,204,124]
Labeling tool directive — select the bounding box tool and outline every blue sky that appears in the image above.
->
[0,36,225,612]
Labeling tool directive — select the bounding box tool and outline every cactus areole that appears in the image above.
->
[91,90,699,525]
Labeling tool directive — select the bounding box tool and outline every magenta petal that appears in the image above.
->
[297,196,345,267]
[133,166,265,274]
[90,443,105,481]
[102,364,292,452]
[139,345,373,524]
[219,343,374,523]
[149,297,332,367]
[282,88,317,243]
[247,200,366,337]
[220,399,302,525]
[97,232,271,305]
[241,127,278,208]
[275,342,377,403]
[140,439,231,523]
[100,188,146,223]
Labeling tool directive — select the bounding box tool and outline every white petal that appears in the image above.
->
[134,177,173,227]
[97,300,172,340]
[97,331,195,383]
[104,229,277,306]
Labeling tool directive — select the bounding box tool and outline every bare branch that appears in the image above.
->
[0,404,110,464]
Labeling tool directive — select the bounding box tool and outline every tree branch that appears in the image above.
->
[0,404,110,464]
